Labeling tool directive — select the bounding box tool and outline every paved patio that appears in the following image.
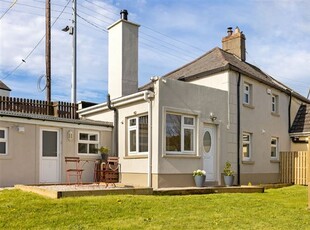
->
[14,183,266,199]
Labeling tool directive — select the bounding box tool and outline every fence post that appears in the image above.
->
[307,139,310,209]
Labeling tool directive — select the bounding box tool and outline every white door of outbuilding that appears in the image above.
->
[202,124,217,181]
[39,129,60,183]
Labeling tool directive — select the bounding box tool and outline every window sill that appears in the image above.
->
[242,160,255,165]
[270,159,280,163]
[243,103,255,109]
[0,155,12,160]
[124,155,148,159]
[271,112,280,117]
[163,154,201,159]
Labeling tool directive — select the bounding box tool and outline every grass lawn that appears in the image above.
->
[0,185,309,229]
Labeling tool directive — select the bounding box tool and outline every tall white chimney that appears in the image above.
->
[108,10,140,100]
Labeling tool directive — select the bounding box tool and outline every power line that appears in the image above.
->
[1,0,71,81]
[76,13,107,33]
[0,0,17,21]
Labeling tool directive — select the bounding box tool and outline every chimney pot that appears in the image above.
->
[227,27,233,36]
[120,9,128,20]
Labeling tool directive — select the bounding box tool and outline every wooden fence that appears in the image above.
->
[280,151,308,185]
[0,96,78,119]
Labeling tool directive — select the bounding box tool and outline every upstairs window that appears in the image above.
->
[271,94,278,113]
[0,128,8,155]
[78,132,99,155]
[166,113,195,154]
[243,83,252,105]
[128,115,148,154]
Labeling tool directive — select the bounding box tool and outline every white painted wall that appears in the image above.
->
[108,19,140,100]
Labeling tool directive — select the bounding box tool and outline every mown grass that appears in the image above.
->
[0,186,309,229]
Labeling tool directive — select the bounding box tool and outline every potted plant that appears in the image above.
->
[193,169,206,187]
[96,146,109,162]
[223,161,234,186]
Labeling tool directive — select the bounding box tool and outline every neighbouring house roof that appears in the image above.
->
[290,104,310,135]
[0,111,113,127]
[139,47,309,103]
[0,81,11,91]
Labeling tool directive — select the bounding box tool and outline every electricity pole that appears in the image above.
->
[45,0,51,107]
[71,0,77,104]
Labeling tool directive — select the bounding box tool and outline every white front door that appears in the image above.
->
[39,129,60,183]
[202,124,217,181]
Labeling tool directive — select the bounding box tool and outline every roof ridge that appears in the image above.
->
[162,47,221,78]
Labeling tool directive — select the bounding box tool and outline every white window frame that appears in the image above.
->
[0,127,8,155]
[271,94,278,113]
[243,83,251,105]
[128,115,148,155]
[165,113,196,155]
[242,132,251,161]
[271,137,278,159]
[77,131,99,155]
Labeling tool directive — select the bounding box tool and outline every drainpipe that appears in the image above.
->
[143,91,153,187]
[107,94,118,156]
[288,90,292,133]
[237,73,241,185]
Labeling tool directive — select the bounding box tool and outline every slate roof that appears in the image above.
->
[0,111,113,127]
[139,47,309,103]
[290,104,310,134]
[0,81,11,91]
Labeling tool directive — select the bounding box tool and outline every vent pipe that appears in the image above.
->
[120,9,128,20]
[227,27,233,36]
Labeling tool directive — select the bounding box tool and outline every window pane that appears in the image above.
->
[203,131,211,153]
[243,144,249,158]
[271,146,277,157]
[184,117,194,125]
[79,133,88,140]
[271,139,277,145]
[130,119,136,126]
[184,129,193,151]
[139,116,148,152]
[244,94,249,103]
[89,144,98,154]
[243,134,249,142]
[42,131,57,157]
[166,114,181,151]
[78,143,87,153]
[0,142,6,154]
[130,130,136,152]
[89,134,97,141]
[0,130,4,139]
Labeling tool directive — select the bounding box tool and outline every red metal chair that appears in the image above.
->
[65,157,84,185]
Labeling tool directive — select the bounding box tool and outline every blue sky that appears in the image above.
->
[0,0,309,103]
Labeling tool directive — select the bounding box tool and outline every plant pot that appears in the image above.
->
[101,153,108,162]
[224,175,234,187]
[194,175,206,187]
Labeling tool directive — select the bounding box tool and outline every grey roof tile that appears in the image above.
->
[290,104,310,134]
[139,47,309,103]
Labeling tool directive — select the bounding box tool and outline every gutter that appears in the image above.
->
[107,94,118,156]
[78,91,153,116]
[237,72,241,185]
[288,90,292,133]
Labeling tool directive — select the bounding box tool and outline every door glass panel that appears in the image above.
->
[42,131,57,157]
[203,131,211,153]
